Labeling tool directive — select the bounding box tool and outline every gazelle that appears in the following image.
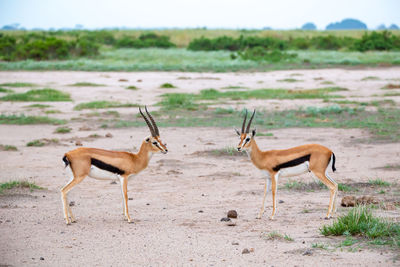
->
[61,107,168,224]
[236,109,337,220]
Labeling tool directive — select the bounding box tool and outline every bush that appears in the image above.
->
[115,33,175,48]
[237,47,297,62]
[354,31,400,52]
[311,35,343,50]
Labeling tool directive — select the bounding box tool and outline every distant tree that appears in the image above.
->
[388,24,399,30]
[326,18,367,30]
[301,22,317,30]
[263,26,273,30]
[1,23,20,30]
[377,24,386,30]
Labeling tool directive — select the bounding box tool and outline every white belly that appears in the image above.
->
[88,165,121,180]
[278,161,309,178]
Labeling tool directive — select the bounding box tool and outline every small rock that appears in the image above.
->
[118,79,128,82]
[69,201,75,207]
[341,196,356,207]
[146,203,150,206]
[279,200,284,204]
[220,217,231,222]
[40,257,44,261]
[137,79,142,82]
[242,248,250,254]
[128,197,133,200]
[75,140,83,146]
[227,210,238,218]
[227,222,236,226]
[79,126,91,131]
[105,133,113,138]
[198,210,203,213]
[302,249,313,256]
[232,242,239,245]
[110,181,117,184]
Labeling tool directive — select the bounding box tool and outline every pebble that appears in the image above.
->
[75,140,83,146]
[105,133,113,138]
[110,181,117,184]
[302,249,313,256]
[40,257,44,260]
[232,242,239,245]
[69,201,75,207]
[242,248,250,254]
[227,210,238,218]
[220,217,231,222]
[198,210,203,213]
[279,200,284,204]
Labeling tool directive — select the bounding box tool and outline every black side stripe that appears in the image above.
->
[273,154,311,172]
[91,158,125,175]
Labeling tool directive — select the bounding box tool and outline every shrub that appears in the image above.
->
[354,31,400,52]
[115,33,175,48]
[238,47,297,62]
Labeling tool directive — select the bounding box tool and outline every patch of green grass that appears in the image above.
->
[378,190,386,194]
[160,83,176,89]
[214,107,235,114]
[0,144,18,151]
[361,76,380,81]
[210,147,243,157]
[339,236,358,247]
[301,209,310,213]
[311,243,329,250]
[284,234,294,242]
[0,82,36,87]
[257,132,274,137]
[221,85,248,90]
[126,85,139,90]
[54,127,72,133]
[73,101,139,111]
[382,164,400,170]
[320,81,335,85]
[0,89,71,102]
[338,183,358,192]
[0,87,14,93]
[383,92,400,97]
[368,179,390,187]
[24,104,51,108]
[0,114,66,125]
[44,110,61,114]
[304,105,359,116]
[26,140,45,147]
[69,82,104,87]
[320,205,400,248]
[277,78,303,83]
[0,181,42,193]
[158,93,198,110]
[283,180,325,191]
[104,110,120,117]
[262,231,284,240]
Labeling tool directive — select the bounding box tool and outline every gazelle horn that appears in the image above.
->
[145,106,160,136]
[139,107,156,137]
[241,109,248,134]
[245,109,256,133]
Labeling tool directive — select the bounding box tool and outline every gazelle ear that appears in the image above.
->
[251,128,257,137]
[235,128,241,136]
[145,137,150,142]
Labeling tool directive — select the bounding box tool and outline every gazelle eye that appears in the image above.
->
[246,138,250,142]
[152,142,157,145]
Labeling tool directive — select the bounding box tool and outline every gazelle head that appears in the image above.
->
[139,106,168,154]
[236,109,256,152]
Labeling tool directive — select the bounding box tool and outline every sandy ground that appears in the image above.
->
[0,69,399,266]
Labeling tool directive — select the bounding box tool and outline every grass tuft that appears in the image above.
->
[368,179,390,187]
[126,85,139,90]
[0,144,18,151]
[69,82,104,87]
[0,181,42,193]
[321,205,400,247]
[54,127,72,134]
[74,101,139,110]
[0,82,36,87]
[160,83,176,89]
[381,83,400,90]
[0,89,71,102]
[24,104,52,108]
[0,87,14,93]
[277,78,303,83]
[26,140,45,147]
[0,114,66,125]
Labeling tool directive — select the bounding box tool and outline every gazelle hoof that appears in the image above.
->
[269,216,275,220]
[256,215,262,219]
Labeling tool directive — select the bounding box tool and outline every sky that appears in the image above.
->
[0,0,399,30]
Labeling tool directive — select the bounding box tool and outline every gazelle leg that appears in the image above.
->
[257,175,271,219]
[118,176,126,216]
[270,173,279,220]
[326,172,338,213]
[61,176,85,225]
[121,176,132,223]
[311,171,337,218]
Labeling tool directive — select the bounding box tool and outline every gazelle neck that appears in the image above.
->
[136,141,154,169]
[247,139,264,169]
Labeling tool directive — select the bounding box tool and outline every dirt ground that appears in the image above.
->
[0,69,399,266]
